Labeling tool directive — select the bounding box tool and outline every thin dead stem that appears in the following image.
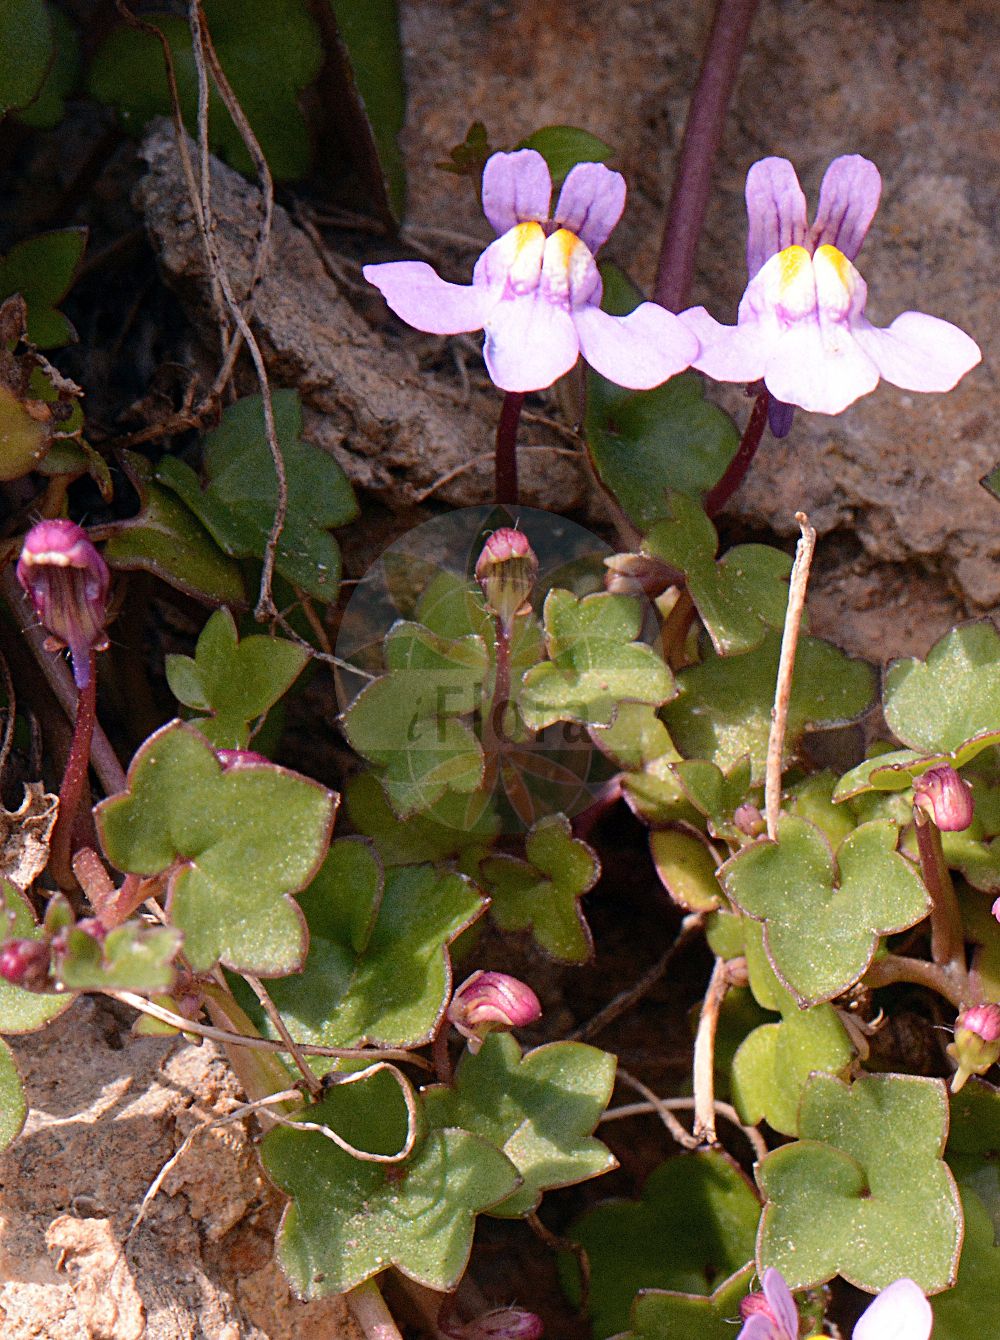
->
[600,1094,767,1162]
[616,1066,699,1149]
[692,956,730,1145]
[765,512,816,839]
[243,972,322,1096]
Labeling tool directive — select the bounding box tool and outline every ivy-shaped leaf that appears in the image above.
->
[664,632,876,782]
[55,922,182,993]
[720,817,929,1005]
[947,1079,1000,1247]
[564,1150,760,1340]
[932,1183,1000,1340]
[345,771,500,867]
[102,451,246,607]
[262,1073,520,1296]
[241,844,486,1049]
[423,1032,617,1217]
[89,0,323,180]
[519,589,674,731]
[0,880,70,1032]
[0,228,86,348]
[883,624,1000,756]
[731,923,853,1136]
[618,1263,757,1340]
[756,1072,963,1292]
[342,622,488,817]
[0,1038,26,1153]
[591,702,680,771]
[15,7,80,130]
[0,0,51,117]
[165,607,308,749]
[157,391,358,602]
[478,814,598,962]
[96,721,336,975]
[644,492,793,655]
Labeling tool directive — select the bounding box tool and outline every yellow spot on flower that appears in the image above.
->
[813,244,859,319]
[500,221,546,291]
[772,244,817,318]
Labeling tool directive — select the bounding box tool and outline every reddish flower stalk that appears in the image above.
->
[495,391,526,505]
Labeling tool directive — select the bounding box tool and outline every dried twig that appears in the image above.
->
[243,972,322,1097]
[616,1066,699,1149]
[764,512,816,839]
[600,1094,768,1162]
[692,956,731,1145]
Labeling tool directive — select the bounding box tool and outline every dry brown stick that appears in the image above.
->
[616,1066,699,1150]
[243,972,322,1097]
[692,956,730,1146]
[0,649,16,786]
[601,1094,768,1162]
[764,512,816,839]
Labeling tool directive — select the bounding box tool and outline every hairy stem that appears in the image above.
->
[49,652,96,889]
[495,391,526,505]
[913,811,968,983]
[653,0,762,311]
[704,387,769,517]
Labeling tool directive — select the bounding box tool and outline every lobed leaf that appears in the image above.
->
[0,1038,26,1154]
[883,624,1000,755]
[0,0,51,116]
[0,228,86,348]
[0,880,70,1032]
[616,1263,757,1340]
[55,923,182,994]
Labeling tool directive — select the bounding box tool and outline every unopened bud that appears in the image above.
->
[604,552,677,600]
[475,529,537,628]
[450,1309,544,1340]
[217,749,269,770]
[948,1003,1000,1092]
[17,519,110,688]
[0,938,53,991]
[448,971,542,1053]
[913,766,974,832]
[733,803,766,837]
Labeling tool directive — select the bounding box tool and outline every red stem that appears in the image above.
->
[704,388,768,517]
[652,0,762,312]
[495,391,525,505]
[50,649,97,889]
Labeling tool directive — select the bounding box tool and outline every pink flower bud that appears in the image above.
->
[993,895,1000,925]
[448,970,542,1053]
[17,519,110,688]
[733,803,766,837]
[912,765,974,832]
[948,1002,1000,1091]
[216,749,269,770]
[450,1309,544,1340]
[0,938,53,992]
[475,528,538,629]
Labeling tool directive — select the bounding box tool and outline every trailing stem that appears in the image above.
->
[653,0,762,312]
[692,956,731,1146]
[704,387,769,518]
[913,810,968,985]
[49,650,97,890]
[347,1279,406,1340]
[495,391,525,505]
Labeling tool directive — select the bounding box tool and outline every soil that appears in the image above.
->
[2,1,997,1336]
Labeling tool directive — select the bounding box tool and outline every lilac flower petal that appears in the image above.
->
[745,157,808,278]
[767,396,795,437]
[853,310,982,393]
[854,1279,932,1340]
[811,155,881,260]
[736,1315,779,1340]
[483,293,579,391]
[554,162,627,254]
[761,1268,799,1340]
[681,305,774,383]
[574,301,698,389]
[363,261,492,335]
[763,322,880,413]
[481,150,552,236]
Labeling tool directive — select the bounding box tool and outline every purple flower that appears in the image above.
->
[17,518,110,689]
[737,1272,932,1340]
[682,155,980,417]
[913,765,974,832]
[364,150,698,393]
[737,1268,799,1340]
[448,970,542,1053]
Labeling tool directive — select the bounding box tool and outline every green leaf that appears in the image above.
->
[520,589,674,731]
[619,1263,757,1340]
[95,721,335,975]
[478,814,598,962]
[832,743,1000,803]
[884,624,1000,755]
[423,1032,617,1217]
[244,855,486,1049]
[0,385,53,480]
[650,828,723,912]
[55,922,182,993]
[15,7,80,130]
[516,125,613,187]
[157,391,357,602]
[0,0,51,116]
[663,632,876,782]
[565,1150,761,1339]
[0,1038,26,1153]
[102,451,246,607]
[263,1078,520,1295]
[329,0,406,219]
[720,816,929,1004]
[0,228,86,348]
[644,493,793,655]
[345,770,500,866]
[0,880,70,1032]
[946,1079,1000,1248]
[756,1072,963,1292]
[165,607,308,749]
[342,622,488,817]
[932,1183,1000,1340]
[89,1,323,180]
[732,924,853,1136]
[591,702,679,771]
